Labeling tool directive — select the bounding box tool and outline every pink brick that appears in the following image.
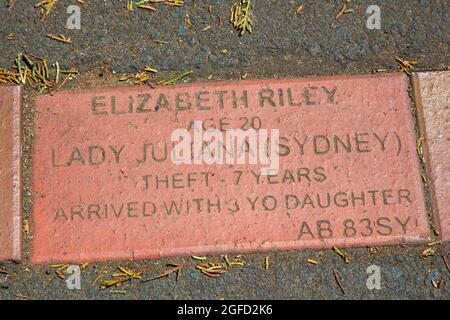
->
[31,73,430,264]
[0,85,22,262]
[413,71,450,241]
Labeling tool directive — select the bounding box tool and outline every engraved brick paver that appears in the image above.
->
[31,73,431,264]
[0,85,22,262]
[413,71,450,241]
